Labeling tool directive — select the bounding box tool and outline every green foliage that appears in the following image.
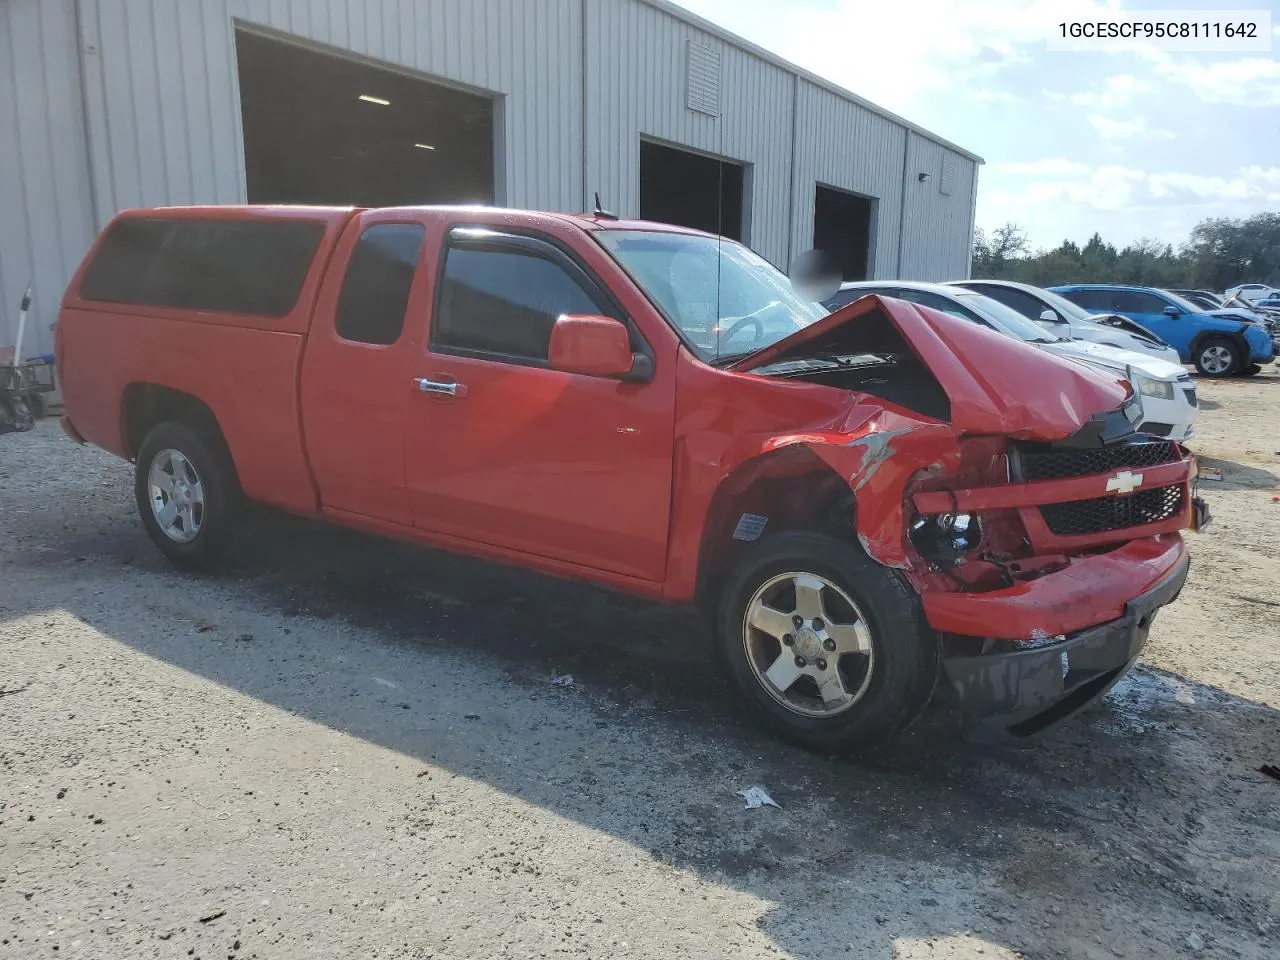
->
[971,213,1280,291]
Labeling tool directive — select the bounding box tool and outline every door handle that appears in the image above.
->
[414,376,467,398]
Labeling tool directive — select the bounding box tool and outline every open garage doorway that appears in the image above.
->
[234,28,496,207]
[813,184,874,281]
[639,140,746,241]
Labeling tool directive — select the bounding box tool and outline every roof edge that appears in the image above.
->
[640,0,985,164]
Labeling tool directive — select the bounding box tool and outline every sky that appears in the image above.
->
[670,0,1280,251]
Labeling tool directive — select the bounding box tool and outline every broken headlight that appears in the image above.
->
[910,512,981,571]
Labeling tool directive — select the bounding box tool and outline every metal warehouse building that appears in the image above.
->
[0,0,981,358]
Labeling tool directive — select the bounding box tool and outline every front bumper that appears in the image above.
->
[941,549,1191,738]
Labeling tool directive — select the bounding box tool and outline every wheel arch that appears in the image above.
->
[121,384,240,489]
[1188,328,1249,366]
[693,446,854,612]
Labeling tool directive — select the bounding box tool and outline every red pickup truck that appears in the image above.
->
[56,204,1207,751]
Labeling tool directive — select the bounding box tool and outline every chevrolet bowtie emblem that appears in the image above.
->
[1106,470,1143,495]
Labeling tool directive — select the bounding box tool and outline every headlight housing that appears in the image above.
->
[1132,372,1174,401]
[910,513,981,570]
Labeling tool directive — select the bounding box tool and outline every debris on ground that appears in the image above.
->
[551,672,575,686]
[197,910,226,924]
[1260,764,1280,783]
[736,786,780,809]
[1200,468,1224,481]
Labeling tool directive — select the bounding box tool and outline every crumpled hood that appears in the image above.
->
[1207,308,1261,325]
[1043,338,1186,380]
[732,294,1131,441]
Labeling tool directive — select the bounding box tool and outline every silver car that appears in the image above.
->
[948,279,1184,366]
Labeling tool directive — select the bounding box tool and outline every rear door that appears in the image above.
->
[403,225,675,583]
[299,211,428,525]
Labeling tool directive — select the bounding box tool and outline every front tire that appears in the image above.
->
[1240,363,1262,376]
[1194,338,1240,377]
[135,422,239,570]
[715,531,939,753]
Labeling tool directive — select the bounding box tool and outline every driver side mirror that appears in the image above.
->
[548,314,652,382]
[1162,305,1182,317]
[1039,309,1065,323]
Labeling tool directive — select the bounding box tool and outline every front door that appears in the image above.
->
[1113,290,1186,355]
[403,226,675,583]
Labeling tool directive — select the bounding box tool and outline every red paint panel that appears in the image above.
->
[56,308,318,515]
[547,314,634,377]
[399,210,679,583]
[922,535,1187,640]
[733,295,1130,441]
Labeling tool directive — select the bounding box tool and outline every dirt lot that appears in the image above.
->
[2,371,1279,960]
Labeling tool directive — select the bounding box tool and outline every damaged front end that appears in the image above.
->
[732,295,1208,738]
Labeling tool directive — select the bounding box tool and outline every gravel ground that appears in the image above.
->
[2,371,1279,960]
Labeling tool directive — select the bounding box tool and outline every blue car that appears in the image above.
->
[1049,284,1276,376]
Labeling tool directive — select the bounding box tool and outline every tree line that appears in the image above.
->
[971,212,1280,292]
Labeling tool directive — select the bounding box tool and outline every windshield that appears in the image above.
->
[594,230,828,360]
[1159,290,1209,313]
[951,291,1064,343]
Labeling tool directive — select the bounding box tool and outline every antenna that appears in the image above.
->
[592,191,619,221]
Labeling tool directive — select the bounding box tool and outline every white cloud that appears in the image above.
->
[671,0,1123,112]
[1145,53,1280,107]
[1088,114,1176,140]
[966,89,1023,104]
[982,162,1280,228]
[989,158,1092,177]
[1053,73,1153,109]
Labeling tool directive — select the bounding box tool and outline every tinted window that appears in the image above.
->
[80,217,324,316]
[1059,289,1111,312]
[434,246,603,361]
[975,285,1052,321]
[896,289,986,325]
[334,224,424,345]
[824,288,886,310]
[1113,291,1167,314]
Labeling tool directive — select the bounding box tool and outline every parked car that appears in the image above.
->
[948,279,1182,365]
[825,282,1199,442]
[56,205,1207,749]
[1050,284,1276,376]
[1225,283,1279,303]
[1167,289,1224,310]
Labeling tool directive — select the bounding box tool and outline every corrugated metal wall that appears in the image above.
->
[584,0,794,268]
[790,81,907,279]
[0,0,95,358]
[0,0,979,364]
[77,0,583,217]
[900,132,979,281]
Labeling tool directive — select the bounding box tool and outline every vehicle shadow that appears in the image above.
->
[1194,455,1280,490]
[5,491,1279,959]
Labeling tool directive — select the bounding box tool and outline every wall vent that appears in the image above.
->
[940,155,957,196]
[686,39,721,116]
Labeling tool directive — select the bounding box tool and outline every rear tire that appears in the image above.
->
[715,531,939,753]
[1193,338,1240,377]
[134,422,240,570]
[1240,363,1262,376]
